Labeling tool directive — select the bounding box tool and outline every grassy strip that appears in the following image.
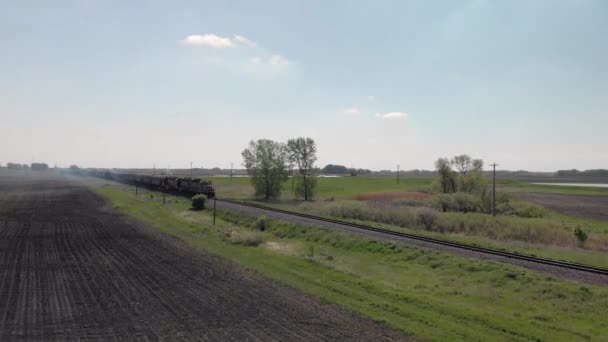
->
[95,183,608,341]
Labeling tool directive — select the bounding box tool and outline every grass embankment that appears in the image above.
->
[95,182,608,342]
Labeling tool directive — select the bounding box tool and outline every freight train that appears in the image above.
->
[79,169,215,198]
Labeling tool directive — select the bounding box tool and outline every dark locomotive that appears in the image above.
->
[80,169,215,198]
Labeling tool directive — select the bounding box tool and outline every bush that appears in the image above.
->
[574,226,588,248]
[432,193,454,212]
[252,216,268,231]
[451,192,480,213]
[230,231,264,246]
[416,208,438,231]
[191,194,207,210]
[497,201,545,218]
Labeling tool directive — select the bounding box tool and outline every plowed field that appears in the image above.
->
[0,172,407,341]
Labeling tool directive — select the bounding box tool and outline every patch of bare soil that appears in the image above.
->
[0,171,410,341]
[514,192,608,221]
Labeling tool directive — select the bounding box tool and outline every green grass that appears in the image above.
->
[94,182,608,341]
[212,176,608,200]
[211,176,434,200]
[499,179,608,196]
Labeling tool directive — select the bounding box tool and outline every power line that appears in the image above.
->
[490,163,499,216]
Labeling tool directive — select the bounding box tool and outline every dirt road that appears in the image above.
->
[0,172,408,341]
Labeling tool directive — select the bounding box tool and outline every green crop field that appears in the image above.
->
[94,181,608,342]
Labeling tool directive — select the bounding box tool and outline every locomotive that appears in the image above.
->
[81,169,215,198]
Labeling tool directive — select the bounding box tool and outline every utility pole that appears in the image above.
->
[397,164,400,184]
[491,163,498,216]
[230,162,233,181]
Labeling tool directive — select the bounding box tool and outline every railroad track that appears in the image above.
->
[217,198,608,276]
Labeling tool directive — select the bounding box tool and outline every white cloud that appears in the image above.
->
[234,34,257,47]
[368,95,375,101]
[250,54,291,66]
[181,34,234,48]
[269,54,290,65]
[375,112,408,119]
[343,107,360,115]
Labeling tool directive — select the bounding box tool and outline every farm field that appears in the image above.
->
[0,171,407,340]
[211,176,608,268]
[93,179,608,341]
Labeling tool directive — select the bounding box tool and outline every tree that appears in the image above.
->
[31,163,49,171]
[435,158,456,193]
[321,164,348,174]
[242,139,289,200]
[287,137,318,201]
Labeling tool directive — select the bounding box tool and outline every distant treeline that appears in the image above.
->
[556,169,608,177]
[320,164,372,176]
[4,162,49,171]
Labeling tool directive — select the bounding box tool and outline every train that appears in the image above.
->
[78,169,215,198]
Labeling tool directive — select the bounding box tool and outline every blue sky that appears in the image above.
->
[1,0,606,171]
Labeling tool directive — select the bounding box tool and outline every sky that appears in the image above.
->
[1,0,606,172]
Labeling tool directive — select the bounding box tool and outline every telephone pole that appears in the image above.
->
[491,163,498,216]
[230,162,233,181]
[397,164,400,184]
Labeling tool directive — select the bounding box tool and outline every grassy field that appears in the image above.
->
[94,181,608,341]
[210,176,434,200]
[211,176,608,199]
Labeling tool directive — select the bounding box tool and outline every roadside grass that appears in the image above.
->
[95,182,608,341]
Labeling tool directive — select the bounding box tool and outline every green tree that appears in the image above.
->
[287,137,318,201]
[242,139,289,200]
[435,158,456,193]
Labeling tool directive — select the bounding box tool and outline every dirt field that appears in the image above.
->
[515,192,608,221]
[0,172,408,341]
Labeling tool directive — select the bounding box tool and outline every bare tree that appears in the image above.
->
[287,137,317,201]
[242,139,289,200]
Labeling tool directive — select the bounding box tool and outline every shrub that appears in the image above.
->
[574,226,588,248]
[432,193,454,212]
[252,216,268,231]
[451,192,480,213]
[191,194,207,210]
[497,201,545,218]
[230,231,264,246]
[416,208,438,231]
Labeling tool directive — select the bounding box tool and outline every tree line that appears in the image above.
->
[5,162,49,171]
[242,137,318,200]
